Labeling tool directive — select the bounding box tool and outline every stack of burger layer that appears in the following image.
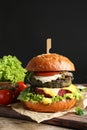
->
[18,53,81,112]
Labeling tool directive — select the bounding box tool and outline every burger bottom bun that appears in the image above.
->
[23,99,76,112]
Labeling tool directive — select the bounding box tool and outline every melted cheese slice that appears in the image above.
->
[39,88,60,97]
[38,84,77,97]
[34,74,62,83]
[38,84,77,104]
[63,84,77,93]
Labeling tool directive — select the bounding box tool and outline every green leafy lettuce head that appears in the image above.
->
[0,55,27,83]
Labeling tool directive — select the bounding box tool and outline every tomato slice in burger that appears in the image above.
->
[35,71,60,76]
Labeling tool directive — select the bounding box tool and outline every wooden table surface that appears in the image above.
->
[0,84,87,130]
[0,117,74,130]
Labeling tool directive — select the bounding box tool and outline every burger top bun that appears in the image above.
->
[26,53,75,71]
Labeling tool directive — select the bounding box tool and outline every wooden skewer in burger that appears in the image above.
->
[18,39,81,112]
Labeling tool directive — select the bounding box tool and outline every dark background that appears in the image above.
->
[0,1,87,83]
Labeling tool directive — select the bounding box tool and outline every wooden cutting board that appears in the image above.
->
[0,105,87,130]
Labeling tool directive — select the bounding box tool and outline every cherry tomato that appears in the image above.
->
[17,81,27,91]
[0,82,27,105]
[14,81,27,101]
[0,89,15,105]
[35,71,60,76]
